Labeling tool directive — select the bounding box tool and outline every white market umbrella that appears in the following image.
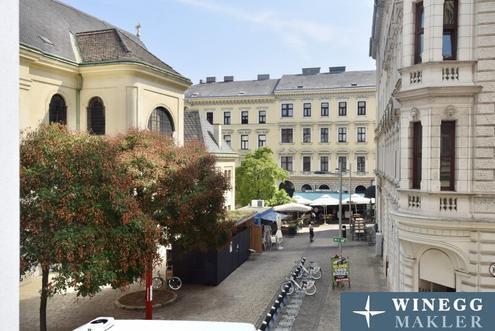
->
[309,194,340,207]
[344,194,372,204]
[293,195,312,205]
[273,202,312,213]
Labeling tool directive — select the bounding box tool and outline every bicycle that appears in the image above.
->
[280,274,316,296]
[294,258,322,280]
[152,269,182,291]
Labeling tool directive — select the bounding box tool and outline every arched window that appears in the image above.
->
[301,184,312,192]
[148,107,175,136]
[355,185,366,194]
[279,181,295,197]
[318,184,330,190]
[49,94,67,125]
[87,97,105,135]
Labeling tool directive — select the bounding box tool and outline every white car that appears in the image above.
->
[73,317,257,331]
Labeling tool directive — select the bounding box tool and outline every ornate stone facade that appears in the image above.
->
[371,0,495,291]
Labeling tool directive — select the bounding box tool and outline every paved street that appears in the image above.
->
[20,225,386,331]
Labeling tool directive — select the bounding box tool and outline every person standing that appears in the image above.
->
[309,222,315,242]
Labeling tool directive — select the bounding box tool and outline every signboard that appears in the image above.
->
[331,256,350,288]
[333,237,346,243]
[489,263,495,277]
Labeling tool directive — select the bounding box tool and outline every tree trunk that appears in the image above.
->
[40,267,49,331]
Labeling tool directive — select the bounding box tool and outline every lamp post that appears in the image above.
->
[338,168,343,256]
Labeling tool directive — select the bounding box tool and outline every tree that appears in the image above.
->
[267,189,293,207]
[235,147,288,206]
[114,130,233,252]
[20,125,159,331]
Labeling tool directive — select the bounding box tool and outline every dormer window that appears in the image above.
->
[443,0,458,60]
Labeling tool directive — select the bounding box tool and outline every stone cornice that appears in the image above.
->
[186,96,275,106]
[396,85,482,102]
[274,86,376,98]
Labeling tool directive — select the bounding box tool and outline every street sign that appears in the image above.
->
[333,237,346,243]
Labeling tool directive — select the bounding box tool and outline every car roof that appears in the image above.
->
[73,318,257,331]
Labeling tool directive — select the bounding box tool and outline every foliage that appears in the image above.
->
[235,147,288,206]
[20,125,159,330]
[114,130,233,251]
[267,189,293,207]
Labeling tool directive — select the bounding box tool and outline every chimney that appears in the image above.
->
[224,76,234,82]
[135,23,141,38]
[302,67,320,75]
[257,74,270,81]
[213,124,222,149]
[329,66,346,74]
[206,76,216,83]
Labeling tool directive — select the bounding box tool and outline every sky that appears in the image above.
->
[63,0,376,84]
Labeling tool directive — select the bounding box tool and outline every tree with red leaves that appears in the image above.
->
[20,125,159,331]
[114,130,233,252]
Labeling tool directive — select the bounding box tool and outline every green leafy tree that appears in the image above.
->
[267,189,293,206]
[20,125,159,331]
[235,147,288,206]
[114,130,233,251]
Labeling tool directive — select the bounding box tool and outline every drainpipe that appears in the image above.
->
[76,73,82,131]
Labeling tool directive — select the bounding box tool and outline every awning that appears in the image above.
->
[254,210,289,225]
[273,203,312,213]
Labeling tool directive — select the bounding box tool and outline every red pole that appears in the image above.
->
[145,265,153,320]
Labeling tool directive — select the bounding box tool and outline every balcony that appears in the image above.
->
[399,61,477,93]
[397,189,474,220]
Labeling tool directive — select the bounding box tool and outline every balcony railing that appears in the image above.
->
[400,61,476,92]
[398,189,472,219]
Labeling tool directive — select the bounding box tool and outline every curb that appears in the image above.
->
[114,290,178,310]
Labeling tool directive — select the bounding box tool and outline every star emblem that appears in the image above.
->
[352,295,385,328]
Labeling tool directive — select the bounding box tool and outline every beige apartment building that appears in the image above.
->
[185,67,377,194]
[371,0,495,291]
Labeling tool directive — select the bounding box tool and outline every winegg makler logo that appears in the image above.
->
[341,293,494,331]
[352,295,385,328]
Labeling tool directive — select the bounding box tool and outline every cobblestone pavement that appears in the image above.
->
[20,225,386,331]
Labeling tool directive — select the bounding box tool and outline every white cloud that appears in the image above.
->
[171,0,344,56]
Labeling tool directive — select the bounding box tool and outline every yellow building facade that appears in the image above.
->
[186,68,376,194]
[19,0,190,144]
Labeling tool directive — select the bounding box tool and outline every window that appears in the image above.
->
[338,127,347,142]
[224,134,231,147]
[320,128,329,143]
[303,156,311,172]
[303,103,311,117]
[224,169,232,184]
[338,156,347,172]
[148,106,174,136]
[357,127,366,142]
[412,122,422,189]
[258,134,266,148]
[206,112,213,124]
[224,111,231,125]
[303,128,311,143]
[241,111,249,124]
[49,94,67,125]
[259,110,266,124]
[281,128,293,143]
[321,102,329,116]
[281,156,293,172]
[87,97,105,135]
[440,121,456,191]
[320,156,329,172]
[281,104,293,117]
[443,0,458,60]
[357,101,366,115]
[241,135,249,150]
[357,156,366,172]
[415,2,424,64]
[338,102,347,116]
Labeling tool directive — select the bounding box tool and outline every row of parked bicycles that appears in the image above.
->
[281,257,322,296]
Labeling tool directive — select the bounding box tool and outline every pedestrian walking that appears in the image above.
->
[309,222,315,242]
